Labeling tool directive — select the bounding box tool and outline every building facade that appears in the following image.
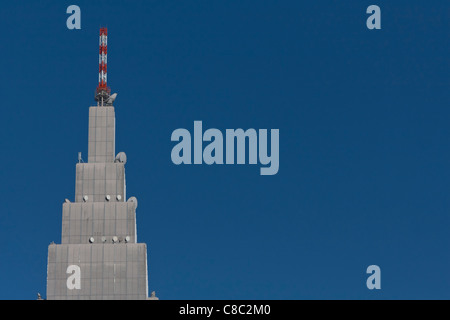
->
[46,105,153,300]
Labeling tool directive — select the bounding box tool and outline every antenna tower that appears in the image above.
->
[95,27,111,106]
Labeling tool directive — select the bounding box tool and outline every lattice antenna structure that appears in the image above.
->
[95,27,111,106]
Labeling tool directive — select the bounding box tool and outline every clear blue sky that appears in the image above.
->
[0,1,448,299]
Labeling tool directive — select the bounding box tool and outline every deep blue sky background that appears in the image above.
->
[0,1,448,299]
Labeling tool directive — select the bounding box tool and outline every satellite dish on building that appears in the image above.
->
[115,152,127,164]
[127,196,138,208]
[105,93,117,105]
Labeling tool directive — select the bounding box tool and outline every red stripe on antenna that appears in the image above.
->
[95,27,111,105]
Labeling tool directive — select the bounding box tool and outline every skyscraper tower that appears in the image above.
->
[45,28,155,300]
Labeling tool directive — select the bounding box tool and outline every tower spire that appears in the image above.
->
[95,27,111,106]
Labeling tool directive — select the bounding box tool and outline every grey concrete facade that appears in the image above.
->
[88,106,115,163]
[46,105,152,300]
[47,243,148,300]
[74,162,125,203]
[61,201,137,245]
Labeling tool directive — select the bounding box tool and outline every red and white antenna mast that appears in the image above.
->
[95,27,111,106]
